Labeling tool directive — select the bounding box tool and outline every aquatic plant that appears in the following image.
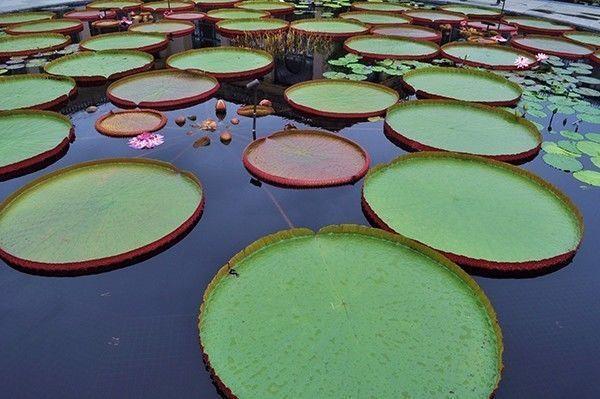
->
[128,132,164,149]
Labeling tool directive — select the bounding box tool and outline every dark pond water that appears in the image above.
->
[1,12,600,399]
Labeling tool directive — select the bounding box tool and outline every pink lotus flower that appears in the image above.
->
[536,53,549,62]
[514,56,531,69]
[119,17,132,28]
[490,35,507,43]
[460,20,467,27]
[128,132,164,149]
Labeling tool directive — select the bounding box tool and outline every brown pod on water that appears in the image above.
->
[220,131,232,144]
[175,116,186,126]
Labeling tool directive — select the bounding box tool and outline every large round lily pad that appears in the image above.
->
[80,31,168,52]
[403,9,466,25]
[402,66,522,106]
[441,42,537,70]
[285,79,399,118]
[194,0,239,9]
[141,1,196,12]
[44,50,154,84]
[107,69,219,110]
[205,8,270,22]
[370,24,441,43]
[362,152,583,273]
[439,4,501,18]
[167,46,273,80]
[6,18,83,36]
[216,18,288,37]
[384,99,541,162]
[64,10,117,21]
[351,2,412,12]
[290,18,369,39]
[0,110,73,179]
[510,35,593,60]
[563,31,600,48]
[243,129,370,187]
[199,224,503,398]
[0,158,204,275]
[344,34,439,60]
[0,74,76,111]
[0,33,70,59]
[502,16,573,35]
[339,11,411,26]
[129,20,195,37]
[234,1,295,15]
[87,0,142,11]
[0,11,55,27]
[467,20,517,34]
[165,11,206,22]
[95,109,167,137]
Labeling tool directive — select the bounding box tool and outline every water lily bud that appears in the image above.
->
[220,131,232,144]
[230,117,239,125]
[175,116,186,126]
[215,99,227,113]
[259,99,272,107]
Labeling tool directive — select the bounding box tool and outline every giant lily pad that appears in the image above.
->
[339,11,411,26]
[467,20,517,35]
[6,18,83,35]
[344,35,439,60]
[129,21,195,37]
[87,0,142,11]
[165,11,206,22]
[511,35,593,60]
[216,18,288,37]
[64,10,117,21]
[0,11,55,27]
[205,8,269,22]
[370,24,441,43]
[402,66,522,106]
[362,152,583,273]
[44,50,154,84]
[95,109,167,137]
[199,224,503,398]
[563,31,600,48]
[107,69,219,110]
[234,1,295,15]
[441,42,537,70]
[80,31,168,52]
[285,79,399,118]
[0,33,70,59]
[502,16,573,35]
[0,74,76,111]
[0,110,73,179]
[403,9,466,25]
[439,4,501,18]
[167,46,273,80]
[141,1,196,12]
[0,158,204,275]
[384,100,541,162]
[290,18,369,39]
[243,129,370,187]
[194,0,239,9]
[351,2,412,12]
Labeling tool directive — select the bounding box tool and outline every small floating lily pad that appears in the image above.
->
[0,11,55,27]
[6,18,83,35]
[0,110,73,179]
[107,69,219,110]
[402,66,522,106]
[511,35,593,60]
[216,18,288,37]
[141,1,196,12]
[44,50,154,84]
[80,32,168,52]
[95,109,167,137]
[285,79,399,118]
[234,1,295,15]
[87,0,142,11]
[167,46,273,80]
[576,140,600,156]
[290,18,369,38]
[0,33,70,59]
[344,35,439,60]
[542,153,583,172]
[384,100,541,162]
[573,170,600,186]
[0,158,204,275]
[199,224,503,398]
[403,9,466,25]
[370,24,441,42]
[351,2,412,12]
[502,16,573,35]
[205,8,269,22]
[439,4,501,18]
[0,74,76,111]
[441,42,537,70]
[563,31,600,48]
[243,129,369,187]
[339,11,411,26]
[129,21,195,37]
[362,152,583,273]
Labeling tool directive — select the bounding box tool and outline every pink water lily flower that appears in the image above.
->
[164,10,174,17]
[460,20,467,27]
[536,53,549,62]
[128,132,164,149]
[514,56,531,69]
[490,35,507,43]
[119,17,132,27]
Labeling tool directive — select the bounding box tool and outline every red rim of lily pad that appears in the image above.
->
[501,16,574,35]
[0,158,204,276]
[64,10,117,21]
[467,20,518,34]
[438,4,501,19]
[0,32,71,59]
[165,11,207,22]
[370,23,441,43]
[284,79,399,119]
[166,46,274,81]
[80,31,169,53]
[0,11,55,28]
[402,9,467,26]
[0,73,77,111]
[344,34,439,61]
[383,99,542,163]
[6,18,84,36]
[361,152,584,275]
[510,34,594,60]
[339,11,412,26]
[95,108,167,137]
[590,50,600,64]
[350,1,413,12]
[289,18,369,39]
[141,1,196,12]
[130,20,196,38]
[234,1,295,16]
[216,18,289,38]
[441,42,538,70]
[107,69,220,110]
[91,19,120,29]
[86,0,143,11]
[195,0,239,10]
[0,110,74,180]
[204,8,271,23]
[242,129,370,188]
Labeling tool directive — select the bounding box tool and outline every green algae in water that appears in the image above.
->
[199,225,502,398]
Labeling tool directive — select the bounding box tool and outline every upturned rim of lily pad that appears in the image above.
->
[242,129,371,188]
[5,18,84,36]
[563,31,600,48]
[95,108,167,137]
[401,66,523,106]
[383,99,542,163]
[233,1,295,15]
[289,18,369,39]
[350,1,413,13]
[441,42,538,70]
[510,34,594,60]
[361,151,584,275]
[204,8,270,23]
[438,4,502,19]
[194,0,239,10]
[0,109,74,180]
[164,11,207,22]
[402,9,467,25]
[501,16,574,35]
[44,49,154,85]
[0,11,55,27]
[369,23,441,43]
[64,9,117,21]
[467,20,518,34]
[344,34,440,61]
[141,0,196,12]
[80,31,169,53]
[590,50,600,64]
[86,0,143,11]
[0,73,77,110]
[0,32,71,59]
[339,10,413,26]
[216,17,288,38]
[166,46,274,81]
[129,20,196,38]
[0,158,204,276]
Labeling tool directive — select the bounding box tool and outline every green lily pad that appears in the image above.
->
[563,31,600,48]
[80,31,168,52]
[0,74,76,111]
[579,113,600,124]
[290,18,368,37]
[234,1,295,14]
[5,18,82,35]
[502,16,573,34]
[404,9,466,24]
[351,1,413,12]
[129,20,195,37]
[205,8,270,21]
[591,157,600,168]
[339,11,411,25]
[573,87,600,97]
[510,35,593,59]
[216,18,289,37]
[344,35,439,60]
[0,11,55,27]
[560,130,584,140]
[542,153,583,172]
[527,109,547,118]
[573,169,600,186]
[585,133,600,143]
[87,0,142,10]
[439,4,501,18]
[557,140,581,154]
[0,32,70,58]
[576,140,600,156]
[441,42,536,70]
[542,141,581,157]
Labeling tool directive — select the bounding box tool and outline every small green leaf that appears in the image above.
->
[573,170,600,186]
[560,130,584,140]
[542,153,583,172]
[576,140,600,156]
